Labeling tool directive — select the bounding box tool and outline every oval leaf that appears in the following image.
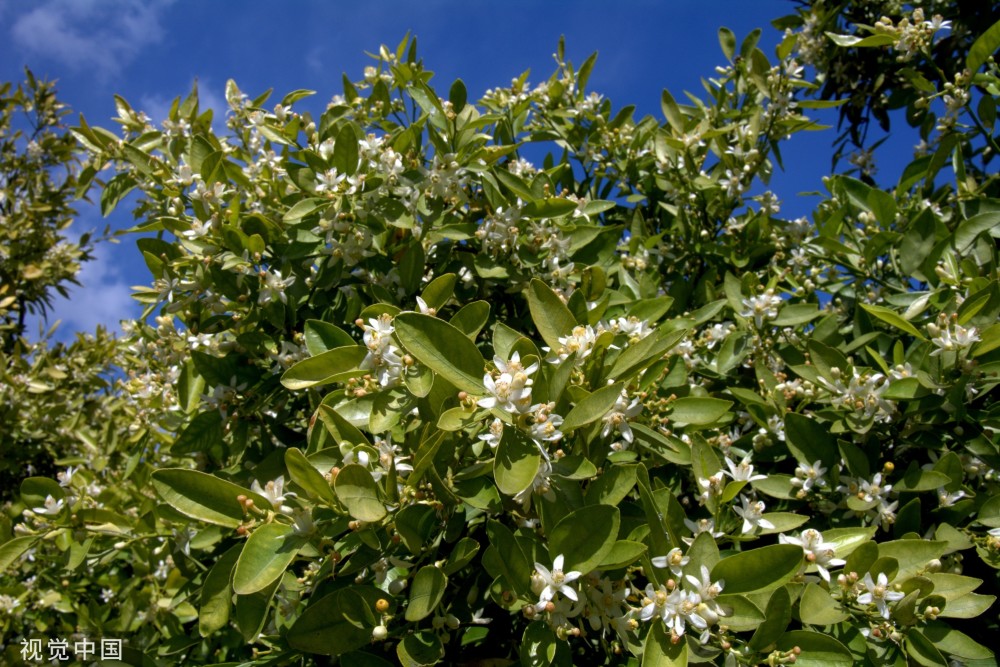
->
[334,464,387,522]
[549,504,620,574]
[710,544,803,595]
[394,312,485,394]
[152,468,267,528]
[233,522,302,595]
[405,565,448,621]
[281,345,367,390]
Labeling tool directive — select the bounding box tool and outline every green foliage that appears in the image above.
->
[4,7,1000,666]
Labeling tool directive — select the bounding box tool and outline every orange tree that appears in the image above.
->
[3,5,1000,664]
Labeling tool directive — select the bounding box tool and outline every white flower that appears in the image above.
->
[640,583,681,625]
[0,594,21,614]
[258,269,295,305]
[791,459,828,493]
[930,324,979,356]
[685,565,725,601]
[478,371,533,413]
[494,351,538,377]
[779,529,845,582]
[33,495,64,516]
[600,390,643,443]
[856,572,904,619]
[733,495,774,534]
[682,517,725,545]
[479,418,504,449]
[723,455,767,482]
[651,547,689,576]
[251,476,293,511]
[740,290,782,328]
[533,554,582,605]
[529,406,564,443]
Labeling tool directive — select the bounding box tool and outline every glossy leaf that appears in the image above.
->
[710,544,803,594]
[549,504,620,574]
[152,469,268,528]
[281,345,367,390]
[233,522,302,595]
[394,312,485,394]
[334,464,387,522]
[405,565,448,621]
[526,278,578,351]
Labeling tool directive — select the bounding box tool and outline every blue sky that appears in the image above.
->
[0,0,886,336]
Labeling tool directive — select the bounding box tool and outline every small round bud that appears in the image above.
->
[375,598,390,613]
[372,625,388,641]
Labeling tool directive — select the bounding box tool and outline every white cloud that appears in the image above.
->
[9,0,173,80]
[24,216,142,339]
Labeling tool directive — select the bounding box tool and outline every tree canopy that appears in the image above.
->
[3,2,1000,665]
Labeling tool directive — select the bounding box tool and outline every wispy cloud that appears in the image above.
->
[32,219,141,338]
[9,0,173,81]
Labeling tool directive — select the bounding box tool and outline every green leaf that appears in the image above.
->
[527,278,578,351]
[935,592,995,619]
[606,328,687,382]
[233,523,302,595]
[599,540,647,569]
[719,26,737,60]
[485,519,532,598]
[171,410,224,455]
[443,537,480,575]
[585,463,637,506]
[152,469,268,528]
[978,493,1000,527]
[281,345,367,390]
[304,320,355,356]
[287,587,381,655]
[821,527,877,560]
[420,273,456,310]
[522,198,578,219]
[784,413,839,468]
[860,303,925,340]
[283,197,329,223]
[285,448,337,506]
[199,543,242,637]
[0,536,39,574]
[334,464,386,522]
[825,32,896,48]
[749,586,792,651]
[394,312,485,394]
[967,17,1000,74]
[920,623,994,661]
[521,621,570,667]
[710,544,803,594]
[549,504,620,574]
[642,618,688,666]
[405,566,448,621]
[906,628,949,667]
[668,396,733,425]
[877,540,948,580]
[449,300,490,339]
[494,430,541,496]
[561,382,624,433]
[799,583,850,625]
[396,504,438,555]
[715,594,765,631]
[953,212,1000,253]
[397,630,444,667]
[333,122,359,176]
[235,577,280,641]
[20,476,65,508]
[776,630,853,667]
